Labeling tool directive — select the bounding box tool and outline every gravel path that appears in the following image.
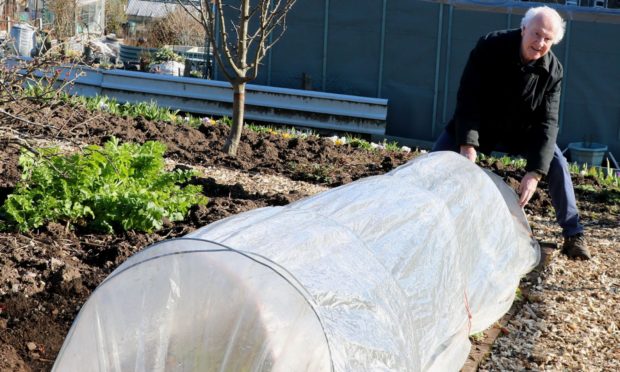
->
[479,215,619,371]
[196,164,329,197]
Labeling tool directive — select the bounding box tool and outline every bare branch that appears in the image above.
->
[175,0,298,155]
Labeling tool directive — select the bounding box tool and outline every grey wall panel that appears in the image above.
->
[221,1,620,159]
[560,20,620,156]
[261,1,325,89]
[323,0,383,97]
[381,1,439,139]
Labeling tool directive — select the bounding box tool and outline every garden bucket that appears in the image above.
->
[567,142,608,167]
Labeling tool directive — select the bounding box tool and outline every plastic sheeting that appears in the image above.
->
[53,151,540,371]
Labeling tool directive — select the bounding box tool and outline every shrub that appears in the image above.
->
[105,0,128,36]
[1,138,207,233]
[142,8,205,47]
[152,47,184,64]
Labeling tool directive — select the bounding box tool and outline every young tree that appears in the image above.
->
[145,8,206,47]
[178,0,297,156]
[105,0,128,36]
[47,0,77,38]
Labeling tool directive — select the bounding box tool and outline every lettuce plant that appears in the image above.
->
[1,138,207,233]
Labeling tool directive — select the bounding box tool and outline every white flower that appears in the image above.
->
[201,117,216,125]
[371,142,385,150]
[98,102,109,111]
[419,149,428,154]
[401,146,412,153]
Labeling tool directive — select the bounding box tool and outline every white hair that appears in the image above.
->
[521,6,566,44]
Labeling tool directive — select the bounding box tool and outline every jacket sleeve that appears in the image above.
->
[453,37,487,147]
[525,67,562,175]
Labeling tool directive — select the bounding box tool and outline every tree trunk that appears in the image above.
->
[225,82,246,156]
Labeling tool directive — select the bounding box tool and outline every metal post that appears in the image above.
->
[267,1,274,86]
[267,32,273,85]
[203,5,211,80]
[322,0,330,91]
[377,0,387,98]
[431,3,444,137]
[213,2,220,81]
[559,20,572,134]
[204,35,210,79]
[441,5,454,126]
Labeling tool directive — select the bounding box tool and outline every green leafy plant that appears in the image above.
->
[478,153,527,169]
[382,140,402,152]
[571,160,619,188]
[1,138,207,233]
[348,137,372,150]
[469,332,485,343]
[289,162,333,184]
[152,47,184,64]
[514,287,524,302]
[220,116,233,127]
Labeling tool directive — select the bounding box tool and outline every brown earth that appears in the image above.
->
[0,100,618,371]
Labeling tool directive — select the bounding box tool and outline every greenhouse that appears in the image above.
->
[27,0,105,35]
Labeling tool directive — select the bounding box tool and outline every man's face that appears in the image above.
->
[521,14,556,63]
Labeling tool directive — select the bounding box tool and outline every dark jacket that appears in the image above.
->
[446,29,563,175]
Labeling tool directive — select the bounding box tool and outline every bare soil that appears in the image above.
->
[0,100,618,371]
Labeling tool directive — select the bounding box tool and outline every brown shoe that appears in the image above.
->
[561,234,591,260]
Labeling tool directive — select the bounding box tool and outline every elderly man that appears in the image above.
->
[432,6,590,260]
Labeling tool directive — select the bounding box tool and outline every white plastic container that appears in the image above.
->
[9,23,36,57]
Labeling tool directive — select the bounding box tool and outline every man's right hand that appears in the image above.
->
[460,145,477,162]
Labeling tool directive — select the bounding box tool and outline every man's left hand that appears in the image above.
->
[518,171,541,207]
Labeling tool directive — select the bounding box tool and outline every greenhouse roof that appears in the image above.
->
[126,0,179,18]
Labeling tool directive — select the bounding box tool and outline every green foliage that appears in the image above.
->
[480,153,619,189]
[1,138,207,233]
[132,101,179,122]
[244,124,315,140]
[245,123,274,134]
[348,137,372,150]
[569,160,619,188]
[105,0,128,36]
[22,81,60,101]
[288,162,333,184]
[478,153,527,169]
[73,95,183,123]
[18,71,76,103]
[501,155,527,169]
[152,47,184,64]
[382,140,402,152]
[469,332,485,342]
[220,116,233,127]
[514,287,524,302]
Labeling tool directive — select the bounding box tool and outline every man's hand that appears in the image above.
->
[460,145,477,162]
[518,171,541,207]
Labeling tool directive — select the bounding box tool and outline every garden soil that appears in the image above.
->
[0,100,618,371]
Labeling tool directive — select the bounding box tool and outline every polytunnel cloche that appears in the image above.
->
[53,152,540,371]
